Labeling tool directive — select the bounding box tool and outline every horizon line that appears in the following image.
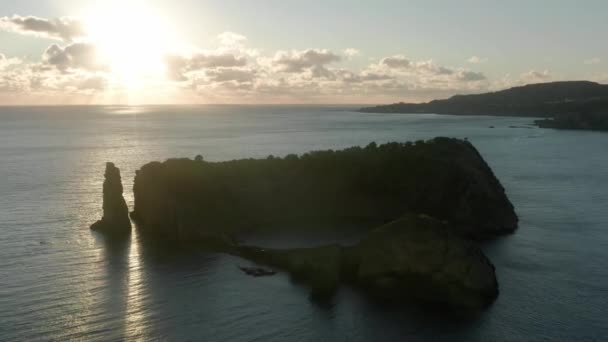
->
[0,103,379,107]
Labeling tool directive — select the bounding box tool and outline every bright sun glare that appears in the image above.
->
[83,1,176,88]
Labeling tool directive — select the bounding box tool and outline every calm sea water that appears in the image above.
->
[1,105,607,341]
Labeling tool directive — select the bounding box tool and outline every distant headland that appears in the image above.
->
[360,81,608,131]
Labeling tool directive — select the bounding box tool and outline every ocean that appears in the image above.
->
[1,105,607,341]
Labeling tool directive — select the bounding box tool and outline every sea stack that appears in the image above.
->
[90,162,131,235]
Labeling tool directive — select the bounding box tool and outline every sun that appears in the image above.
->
[83,1,177,88]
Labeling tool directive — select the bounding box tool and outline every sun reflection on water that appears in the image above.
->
[124,228,147,341]
[67,124,153,340]
[104,106,150,115]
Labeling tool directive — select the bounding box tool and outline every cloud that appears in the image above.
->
[0,68,29,92]
[0,43,111,94]
[217,31,247,47]
[0,53,22,70]
[162,49,489,103]
[584,57,601,65]
[187,53,247,69]
[380,55,411,69]
[491,69,555,90]
[188,68,260,100]
[378,57,481,82]
[337,70,393,83]
[456,70,486,81]
[165,52,248,81]
[72,74,107,90]
[467,56,488,64]
[43,43,107,72]
[205,67,257,83]
[37,71,108,92]
[0,15,86,41]
[343,48,360,59]
[271,49,341,74]
[412,60,454,75]
[0,15,493,103]
[0,61,109,94]
[520,69,551,83]
[375,56,485,82]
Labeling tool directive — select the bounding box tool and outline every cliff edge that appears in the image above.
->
[130,138,517,240]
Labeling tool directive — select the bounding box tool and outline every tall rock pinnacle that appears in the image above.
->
[90,162,132,235]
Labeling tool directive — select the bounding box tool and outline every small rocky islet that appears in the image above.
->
[91,137,518,308]
[90,162,131,236]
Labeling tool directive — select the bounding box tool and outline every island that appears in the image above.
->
[360,81,608,131]
[130,137,517,241]
[93,138,518,307]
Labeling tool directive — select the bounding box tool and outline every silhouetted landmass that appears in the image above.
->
[360,81,608,123]
[130,137,517,241]
[534,112,608,131]
[237,214,498,307]
[93,138,518,307]
[90,162,131,235]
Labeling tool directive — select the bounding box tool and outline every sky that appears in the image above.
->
[0,0,607,104]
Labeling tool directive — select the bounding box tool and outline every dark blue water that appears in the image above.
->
[1,105,607,341]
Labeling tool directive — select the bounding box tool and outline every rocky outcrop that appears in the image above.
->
[90,162,131,235]
[352,214,498,307]
[235,214,498,307]
[238,244,343,298]
[535,112,608,131]
[130,138,517,240]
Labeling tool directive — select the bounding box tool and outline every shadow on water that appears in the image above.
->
[125,224,226,339]
[93,226,224,340]
[334,287,489,341]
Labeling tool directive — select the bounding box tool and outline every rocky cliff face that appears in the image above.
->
[90,162,131,235]
[236,214,498,307]
[352,215,498,307]
[130,138,517,240]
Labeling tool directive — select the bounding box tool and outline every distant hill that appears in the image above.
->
[360,81,608,118]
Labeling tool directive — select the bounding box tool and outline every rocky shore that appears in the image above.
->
[534,112,608,131]
[236,214,499,307]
